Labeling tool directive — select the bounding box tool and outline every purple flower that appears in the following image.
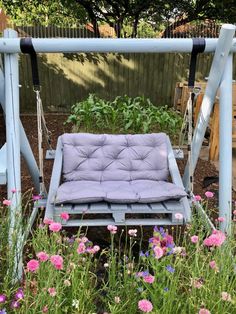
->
[11,300,20,309]
[164,287,169,292]
[15,289,24,300]
[0,295,6,303]
[142,270,149,277]
[154,226,159,232]
[139,251,145,257]
[166,265,175,273]
[166,249,174,256]
[0,309,7,314]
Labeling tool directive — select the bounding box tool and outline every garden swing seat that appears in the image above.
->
[45,132,191,226]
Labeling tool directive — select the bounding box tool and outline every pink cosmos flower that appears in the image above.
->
[138,300,153,313]
[191,235,199,243]
[192,278,203,289]
[93,245,100,252]
[221,292,232,302]
[86,247,96,254]
[199,309,211,314]
[128,229,138,237]
[175,213,183,220]
[42,306,49,313]
[50,255,63,270]
[43,218,54,225]
[203,230,226,247]
[217,217,225,222]
[60,212,69,221]
[32,195,42,201]
[153,246,164,259]
[107,225,118,234]
[3,199,11,206]
[27,259,39,272]
[209,260,217,269]
[77,242,86,254]
[205,191,214,198]
[11,188,17,193]
[48,288,56,297]
[143,275,155,284]
[194,195,202,202]
[80,236,88,243]
[233,210,236,215]
[49,222,62,232]
[36,251,49,262]
[0,294,6,303]
[11,300,20,309]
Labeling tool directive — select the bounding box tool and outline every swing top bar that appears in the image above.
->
[0,24,236,54]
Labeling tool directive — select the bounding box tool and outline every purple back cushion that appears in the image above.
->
[61,133,169,182]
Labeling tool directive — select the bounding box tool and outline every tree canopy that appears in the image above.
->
[1,0,236,37]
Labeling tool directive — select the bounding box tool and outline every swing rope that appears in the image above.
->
[179,38,205,194]
[20,38,52,195]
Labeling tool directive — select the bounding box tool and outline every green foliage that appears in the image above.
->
[2,0,235,38]
[0,0,87,26]
[66,94,182,142]
[0,206,236,313]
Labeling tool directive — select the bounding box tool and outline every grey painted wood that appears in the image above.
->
[45,136,63,219]
[110,203,128,211]
[167,136,185,189]
[167,136,191,222]
[60,217,177,227]
[162,200,183,211]
[0,143,7,184]
[89,202,110,212]
[112,212,125,223]
[149,203,167,212]
[130,203,151,212]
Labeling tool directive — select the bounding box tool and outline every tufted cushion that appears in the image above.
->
[61,133,169,182]
[54,133,187,204]
[55,180,187,204]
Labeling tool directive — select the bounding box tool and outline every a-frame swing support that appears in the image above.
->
[0,24,235,280]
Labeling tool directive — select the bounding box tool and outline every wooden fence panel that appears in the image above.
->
[19,51,235,113]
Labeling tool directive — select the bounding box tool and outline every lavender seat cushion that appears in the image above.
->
[55,180,187,204]
[54,133,187,204]
[62,133,169,182]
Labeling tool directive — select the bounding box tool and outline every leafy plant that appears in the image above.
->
[66,94,183,142]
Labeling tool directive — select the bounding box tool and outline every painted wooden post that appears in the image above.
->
[4,29,22,280]
[183,24,236,190]
[0,57,40,193]
[219,54,233,234]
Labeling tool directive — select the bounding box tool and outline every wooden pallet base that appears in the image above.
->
[50,199,190,226]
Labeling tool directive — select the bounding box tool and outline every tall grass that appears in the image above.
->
[0,196,235,313]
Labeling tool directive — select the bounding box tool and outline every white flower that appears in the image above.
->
[175,213,183,220]
[128,229,138,237]
[72,299,79,309]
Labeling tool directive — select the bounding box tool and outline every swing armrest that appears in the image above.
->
[45,136,63,219]
[166,136,185,189]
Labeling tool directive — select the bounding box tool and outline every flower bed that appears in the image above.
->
[0,195,236,313]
